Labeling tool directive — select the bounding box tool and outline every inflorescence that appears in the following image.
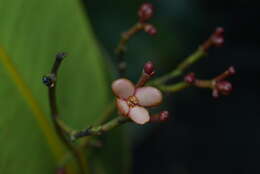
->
[184,66,236,98]
[40,2,236,174]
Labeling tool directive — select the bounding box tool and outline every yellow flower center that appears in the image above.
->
[127,96,139,108]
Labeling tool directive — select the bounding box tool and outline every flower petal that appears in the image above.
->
[129,106,150,125]
[112,78,135,99]
[116,98,129,116]
[135,86,162,107]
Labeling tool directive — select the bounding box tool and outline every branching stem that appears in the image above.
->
[158,82,190,93]
[71,116,130,141]
[152,47,207,85]
[44,53,87,174]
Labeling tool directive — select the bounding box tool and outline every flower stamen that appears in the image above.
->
[127,96,139,107]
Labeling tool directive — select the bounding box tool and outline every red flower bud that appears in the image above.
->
[159,111,170,122]
[138,3,154,22]
[215,80,232,96]
[144,61,155,76]
[215,27,224,35]
[184,72,196,84]
[144,24,157,35]
[227,66,236,75]
[202,27,225,51]
[211,27,224,47]
[150,111,170,123]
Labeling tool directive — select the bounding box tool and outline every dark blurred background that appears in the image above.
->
[83,0,259,173]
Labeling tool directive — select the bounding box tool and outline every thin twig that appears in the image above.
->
[57,100,117,167]
[152,48,206,85]
[115,23,145,76]
[152,27,225,85]
[71,116,130,141]
[55,100,117,135]
[43,53,87,174]
[158,82,190,93]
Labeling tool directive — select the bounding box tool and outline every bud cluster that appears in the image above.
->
[184,66,236,98]
[138,3,157,35]
[212,66,236,98]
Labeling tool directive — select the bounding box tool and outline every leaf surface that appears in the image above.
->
[0,0,129,173]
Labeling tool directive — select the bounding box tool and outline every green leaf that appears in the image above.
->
[0,0,129,174]
[92,127,132,174]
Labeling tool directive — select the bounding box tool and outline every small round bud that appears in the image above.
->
[212,27,224,47]
[212,37,224,46]
[159,111,170,122]
[184,73,196,84]
[227,66,236,75]
[138,3,154,22]
[215,80,232,95]
[202,27,225,51]
[144,24,157,35]
[150,111,170,123]
[215,27,224,35]
[143,61,155,76]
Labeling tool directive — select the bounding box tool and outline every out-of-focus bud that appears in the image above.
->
[214,66,236,82]
[202,27,225,51]
[150,111,170,123]
[227,66,236,75]
[184,72,196,84]
[185,66,235,98]
[143,61,155,76]
[211,27,224,47]
[138,3,154,22]
[144,24,157,35]
[159,111,170,122]
[215,80,233,96]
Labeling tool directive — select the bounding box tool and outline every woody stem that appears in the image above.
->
[70,116,130,141]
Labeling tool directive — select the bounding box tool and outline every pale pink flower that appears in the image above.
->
[112,78,163,125]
